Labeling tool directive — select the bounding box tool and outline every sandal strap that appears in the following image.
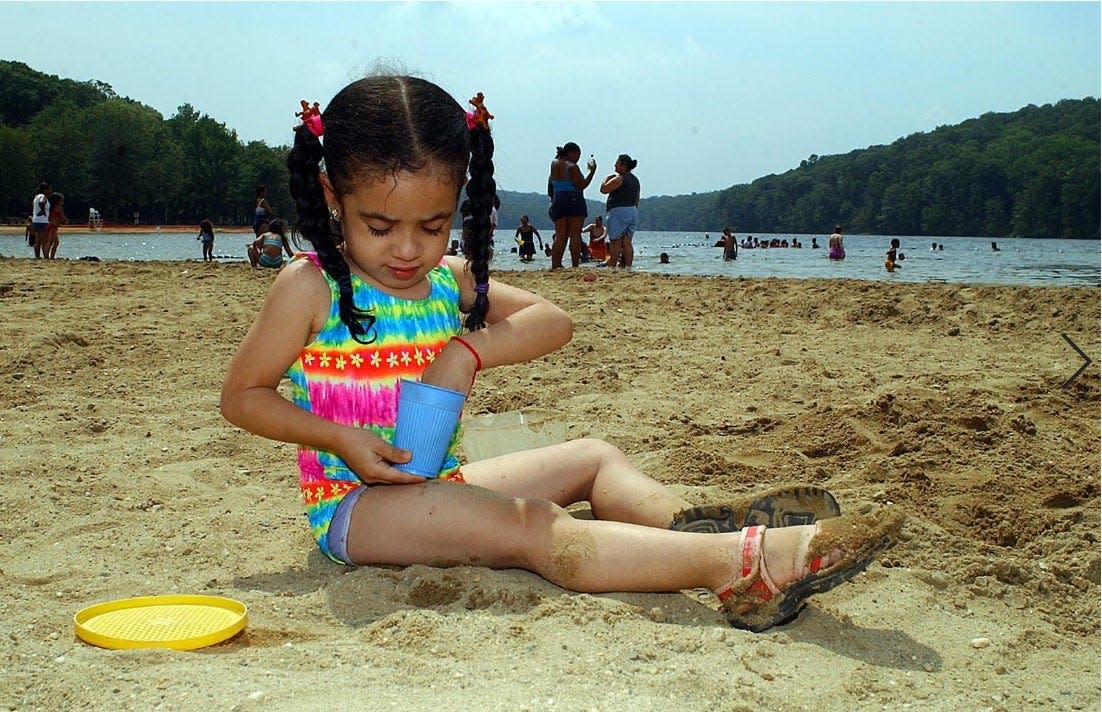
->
[715,524,820,603]
[740,525,763,578]
[715,525,781,601]
[748,526,782,596]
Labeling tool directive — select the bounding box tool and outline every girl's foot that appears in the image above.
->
[715,509,905,632]
[670,484,841,532]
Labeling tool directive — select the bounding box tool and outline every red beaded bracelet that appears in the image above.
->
[450,336,482,372]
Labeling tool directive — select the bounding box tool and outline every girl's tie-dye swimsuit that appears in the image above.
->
[285,253,465,562]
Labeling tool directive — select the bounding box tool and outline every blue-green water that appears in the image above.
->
[3,230,1098,287]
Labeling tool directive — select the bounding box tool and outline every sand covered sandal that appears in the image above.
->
[670,484,841,533]
[715,509,905,632]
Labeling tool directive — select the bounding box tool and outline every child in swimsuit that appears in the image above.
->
[220,76,902,632]
[885,238,902,272]
[43,191,67,260]
[247,218,293,269]
[197,219,215,262]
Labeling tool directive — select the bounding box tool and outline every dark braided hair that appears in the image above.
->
[463,122,495,330]
[286,75,496,341]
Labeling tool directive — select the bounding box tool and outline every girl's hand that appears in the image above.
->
[336,427,427,485]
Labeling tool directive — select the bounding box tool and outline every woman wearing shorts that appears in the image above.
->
[547,142,596,269]
[600,155,640,269]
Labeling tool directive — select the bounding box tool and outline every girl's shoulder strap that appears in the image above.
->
[290,251,329,282]
[290,251,326,273]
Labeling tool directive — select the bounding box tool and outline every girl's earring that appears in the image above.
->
[329,207,341,222]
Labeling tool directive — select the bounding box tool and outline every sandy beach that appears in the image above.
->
[1,258,1098,711]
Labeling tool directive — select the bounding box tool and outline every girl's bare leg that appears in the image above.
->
[345,477,846,595]
[44,230,59,259]
[462,438,688,527]
[346,478,735,592]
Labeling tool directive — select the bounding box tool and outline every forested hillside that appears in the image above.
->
[643,98,1100,239]
[2,60,1096,238]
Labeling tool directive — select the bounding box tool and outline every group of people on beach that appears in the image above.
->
[511,213,623,267]
[496,145,640,270]
[213,74,904,635]
[26,182,67,259]
[545,143,641,270]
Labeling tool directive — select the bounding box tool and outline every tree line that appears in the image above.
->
[2,60,1097,239]
[0,61,289,227]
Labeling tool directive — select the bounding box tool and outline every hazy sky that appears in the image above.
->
[3,2,1099,197]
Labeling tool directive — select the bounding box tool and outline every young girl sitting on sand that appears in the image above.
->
[220,75,903,632]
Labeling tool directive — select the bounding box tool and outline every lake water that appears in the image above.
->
[2,230,1098,287]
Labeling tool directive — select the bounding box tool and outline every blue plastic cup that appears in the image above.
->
[393,379,467,478]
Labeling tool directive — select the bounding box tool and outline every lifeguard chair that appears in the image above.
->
[88,208,103,231]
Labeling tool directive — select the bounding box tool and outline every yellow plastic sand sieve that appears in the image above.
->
[74,595,247,650]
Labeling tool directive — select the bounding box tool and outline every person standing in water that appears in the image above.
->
[721,226,738,261]
[41,191,67,259]
[828,225,845,260]
[885,238,902,272]
[30,182,51,259]
[514,215,542,263]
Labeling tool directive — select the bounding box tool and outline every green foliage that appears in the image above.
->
[0,61,112,127]
[0,126,34,216]
[705,98,1100,239]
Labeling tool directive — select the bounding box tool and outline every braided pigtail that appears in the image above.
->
[287,122,375,343]
[463,122,495,331]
